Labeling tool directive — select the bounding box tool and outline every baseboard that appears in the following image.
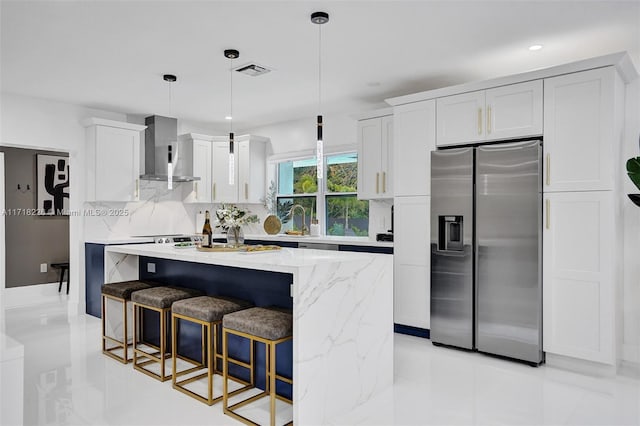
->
[546,353,616,377]
[394,323,430,339]
[3,282,68,309]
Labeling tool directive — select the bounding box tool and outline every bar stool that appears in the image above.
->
[222,307,293,426]
[101,280,157,364]
[170,295,253,405]
[131,286,204,382]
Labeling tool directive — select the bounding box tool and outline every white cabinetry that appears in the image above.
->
[393,100,436,197]
[212,135,268,204]
[237,135,268,204]
[543,67,617,192]
[84,118,145,202]
[543,191,616,364]
[541,66,625,366]
[357,114,393,199]
[393,196,430,329]
[436,80,542,146]
[212,137,236,203]
[180,133,213,203]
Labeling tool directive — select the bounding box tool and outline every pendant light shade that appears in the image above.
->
[311,11,329,180]
[225,49,239,185]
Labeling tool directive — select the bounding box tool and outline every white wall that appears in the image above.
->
[0,92,125,316]
[622,79,640,364]
[243,113,357,154]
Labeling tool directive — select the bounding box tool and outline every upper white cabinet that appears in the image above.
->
[237,135,268,204]
[543,67,620,192]
[543,191,616,365]
[84,118,146,202]
[357,114,393,199]
[393,196,430,329]
[436,80,543,146]
[180,133,213,203]
[393,100,436,197]
[212,135,268,204]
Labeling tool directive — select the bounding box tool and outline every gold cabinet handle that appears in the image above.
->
[244,183,248,200]
[478,108,483,135]
[546,154,551,186]
[487,105,492,134]
[213,183,216,200]
[135,179,139,198]
[376,172,379,194]
[546,199,550,230]
[382,171,386,193]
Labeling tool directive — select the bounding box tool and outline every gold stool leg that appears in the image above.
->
[207,322,214,404]
[122,298,128,362]
[172,314,178,386]
[270,341,276,426]
[223,328,229,412]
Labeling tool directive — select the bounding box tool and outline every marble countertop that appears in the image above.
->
[85,236,154,245]
[105,243,390,275]
[88,234,393,247]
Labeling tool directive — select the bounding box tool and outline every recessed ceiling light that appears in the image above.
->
[529,44,543,51]
[225,116,232,120]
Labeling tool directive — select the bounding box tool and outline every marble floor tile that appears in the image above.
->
[2,295,639,425]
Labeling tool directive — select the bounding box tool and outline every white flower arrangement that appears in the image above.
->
[214,204,259,230]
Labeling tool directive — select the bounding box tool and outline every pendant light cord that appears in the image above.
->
[168,79,173,117]
[318,23,322,115]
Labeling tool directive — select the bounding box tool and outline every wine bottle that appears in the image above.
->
[202,210,213,247]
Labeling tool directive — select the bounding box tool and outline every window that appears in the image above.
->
[277,158,317,233]
[325,154,369,236]
[276,153,369,236]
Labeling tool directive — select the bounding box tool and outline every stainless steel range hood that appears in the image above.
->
[139,115,200,182]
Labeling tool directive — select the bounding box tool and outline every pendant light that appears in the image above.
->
[311,11,329,180]
[164,74,177,189]
[225,49,239,185]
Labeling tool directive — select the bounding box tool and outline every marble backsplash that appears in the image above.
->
[84,180,392,240]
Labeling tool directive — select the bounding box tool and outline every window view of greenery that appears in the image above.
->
[325,154,369,237]
[277,159,318,232]
[276,153,368,237]
[277,159,317,195]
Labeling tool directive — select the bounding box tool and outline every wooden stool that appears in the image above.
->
[51,262,69,294]
[222,307,293,426]
[170,296,253,405]
[101,280,157,363]
[131,286,204,382]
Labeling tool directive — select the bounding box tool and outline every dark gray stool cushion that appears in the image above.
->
[131,286,204,309]
[101,280,158,300]
[223,307,293,341]
[172,296,253,322]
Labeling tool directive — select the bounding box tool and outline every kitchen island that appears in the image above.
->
[104,243,393,425]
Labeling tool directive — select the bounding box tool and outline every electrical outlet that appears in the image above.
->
[147,262,156,273]
[40,263,47,273]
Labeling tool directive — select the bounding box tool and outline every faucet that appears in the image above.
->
[289,204,307,235]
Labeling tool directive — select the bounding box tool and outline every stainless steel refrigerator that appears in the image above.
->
[430,140,543,365]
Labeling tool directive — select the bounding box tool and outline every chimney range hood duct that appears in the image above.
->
[139,115,200,182]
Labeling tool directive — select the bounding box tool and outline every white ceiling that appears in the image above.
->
[2,0,639,131]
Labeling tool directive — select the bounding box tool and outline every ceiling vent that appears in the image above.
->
[234,63,272,77]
